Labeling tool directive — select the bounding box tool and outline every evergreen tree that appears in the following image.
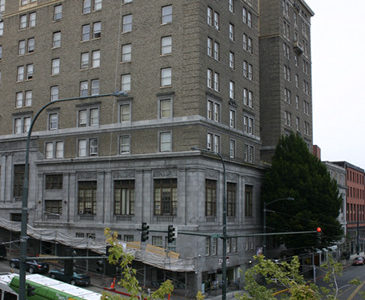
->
[262,134,343,252]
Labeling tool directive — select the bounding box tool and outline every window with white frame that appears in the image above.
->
[45,141,64,159]
[229,81,235,99]
[19,40,26,55]
[0,21,3,36]
[295,95,299,109]
[82,24,91,41]
[213,135,220,153]
[207,69,212,89]
[81,52,89,69]
[207,133,212,150]
[228,0,234,12]
[16,92,23,108]
[229,51,234,69]
[284,65,291,81]
[284,111,291,126]
[25,91,32,106]
[161,68,172,87]
[205,237,211,256]
[161,5,172,24]
[244,144,254,163]
[284,88,291,103]
[27,38,35,53]
[229,110,235,128]
[119,135,130,154]
[26,64,33,80]
[83,0,91,14]
[207,37,212,57]
[122,14,132,33]
[29,12,36,27]
[78,107,99,127]
[45,142,54,159]
[296,116,300,131]
[78,138,98,157]
[121,74,131,92]
[93,22,101,38]
[229,139,235,158]
[51,58,60,75]
[121,44,131,62]
[20,14,27,29]
[243,33,247,50]
[207,99,220,122]
[247,37,252,53]
[248,64,253,80]
[119,103,131,122]
[213,11,219,30]
[94,0,102,10]
[160,131,172,152]
[114,180,135,216]
[53,5,62,21]
[243,61,248,78]
[0,0,4,12]
[17,66,25,81]
[161,36,172,55]
[213,42,219,60]
[304,121,310,135]
[295,74,299,88]
[80,81,88,97]
[303,100,309,115]
[242,7,247,23]
[159,98,172,118]
[49,113,58,130]
[244,115,254,135]
[229,23,234,41]
[91,79,99,95]
[207,7,213,26]
[213,72,219,91]
[13,116,31,134]
[243,89,253,108]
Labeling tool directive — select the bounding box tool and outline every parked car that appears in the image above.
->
[9,258,49,274]
[352,256,365,266]
[49,269,90,286]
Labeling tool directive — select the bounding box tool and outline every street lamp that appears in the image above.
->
[191,147,227,300]
[19,90,127,299]
[263,197,294,256]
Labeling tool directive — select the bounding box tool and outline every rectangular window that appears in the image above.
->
[212,237,218,255]
[154,179,177,216]
[122,14,132,33]
[83,0,91,14]
[160,98,172,118]
[214,12,219,30]
[207,37,212,57]
[229,51,234,69]
[161,36,172,55]
[205,237,211,256]
[16,92,23,108]
[161,67,172,87]
[227,182,236,216]
[229,139,235,159]
[229,81,235,99]
[0,21,3,36]
[207,7,213,26]
[213,135,220,153]
[45,200,62,215]
[162,5,172,24]
[17,66,24,81]
[14,118,22,134]
[25,90,32,106]
[248,64,253,80]
[207,69,212,88]
[228,0,234,12]
[160,132,172,152]
[49,113,58,130]
[89,138,98,156]
[53,31,61,48]
[114,180,135,215]
[229,23,234,41]
[19,40,26,55]
[213,42,219,60]
[243,61,247,78]
[247,11,252,28]
[0,0,4,12]
[120,103,131,122]
[45,142,54,158]
[78,181,97,215]
[121,44,131,62]
[245,185,253,217]
[242,7,247,23]
[213,72,219,91]
[90,108,99,126]
[46,174,63,190]
[93,21,101,38]
[54,5,62,21]
[284,111,291,126]
[207,133,212,150]
[81,52,89,69]
[205,179,216,217]
[20,15,27,29]
[29,12,36,27]
[91,79,100,95]
[82,24,90,41]
[26,64,34,80]
[27,38,35,53]
[80,81,88,97]
[120,135,130,154]
[229,110,235,128]
[13,165,25,198]
[51,58,60,75]
[78,139,87,156]
[244,115,254,135]
[121,74,131,92]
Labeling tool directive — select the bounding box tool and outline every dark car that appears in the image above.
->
[49,269,90,286]
[9,258,49,274]
[352,256,365,266]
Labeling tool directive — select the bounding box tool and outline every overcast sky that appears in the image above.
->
[304,0,365,169]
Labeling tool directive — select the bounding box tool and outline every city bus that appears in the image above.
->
[0,273,102,299]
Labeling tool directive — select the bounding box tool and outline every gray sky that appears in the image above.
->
[305,0,365,169]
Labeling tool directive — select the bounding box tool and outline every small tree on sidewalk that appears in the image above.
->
[101,228,174,300]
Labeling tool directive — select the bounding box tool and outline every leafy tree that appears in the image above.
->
[101,228,174,300]
[261,134,343,252]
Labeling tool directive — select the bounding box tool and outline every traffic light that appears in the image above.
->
[27,284,36,296]
[96,259,104,273]
[167,225,175,243]
[316,227,322,246]
[141,222,149,242]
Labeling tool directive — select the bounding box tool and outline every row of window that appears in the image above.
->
[207,5,252,30]
[284,111,310,135]
[347,170,364,184]
[347,187,364,200]
[347,203,365,223]
[283,88,310,115]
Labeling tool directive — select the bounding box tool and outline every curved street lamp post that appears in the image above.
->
[19,91,127,299]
